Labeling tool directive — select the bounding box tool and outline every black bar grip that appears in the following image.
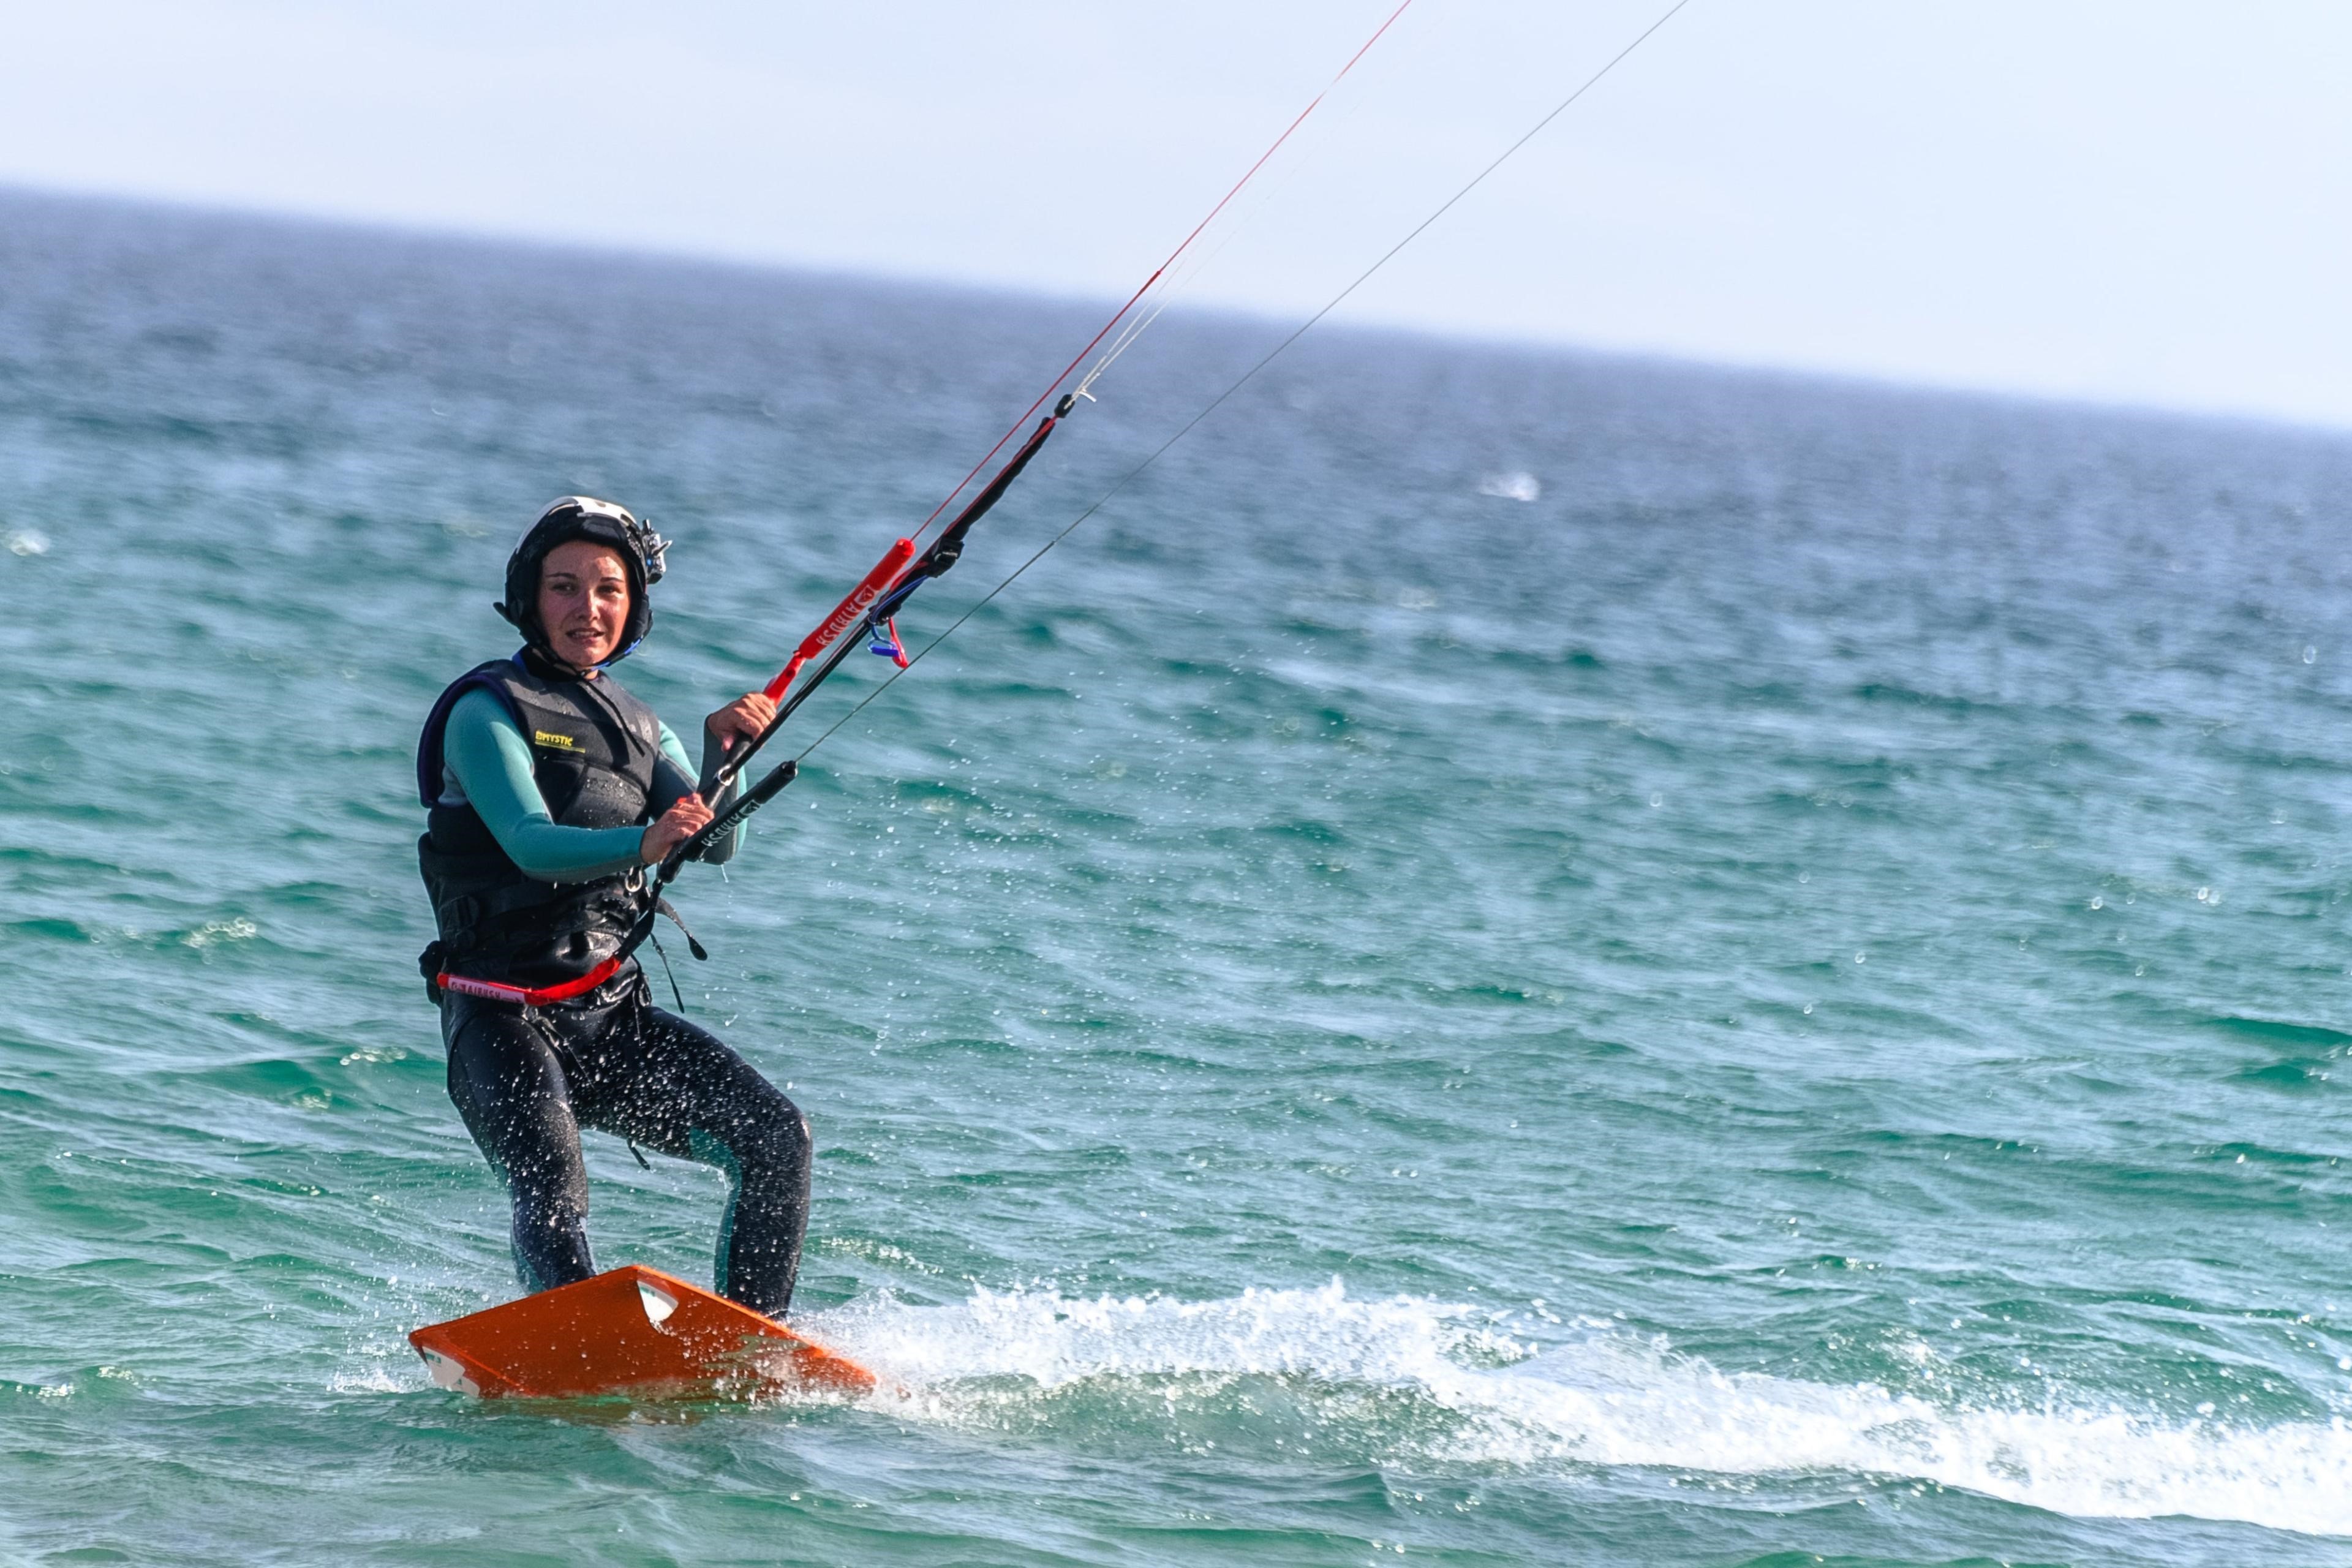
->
[660,758,798,881]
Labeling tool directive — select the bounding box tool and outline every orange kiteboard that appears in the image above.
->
[409,1264,876,1400]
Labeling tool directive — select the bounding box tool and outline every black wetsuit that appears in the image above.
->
[440,971,812,1316]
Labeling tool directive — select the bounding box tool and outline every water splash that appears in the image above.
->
[812,1282,2352,1539]
[1477,471,1540,501]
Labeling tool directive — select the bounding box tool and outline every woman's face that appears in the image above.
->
[537,540,630,668]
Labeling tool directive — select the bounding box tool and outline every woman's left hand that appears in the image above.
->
[704,692,778,755]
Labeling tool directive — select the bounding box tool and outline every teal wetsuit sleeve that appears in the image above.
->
[443,689,647,882]
[652,719,744,866]
[651,722,696,809]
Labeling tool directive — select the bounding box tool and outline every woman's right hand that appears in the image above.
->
[640,793,714,865]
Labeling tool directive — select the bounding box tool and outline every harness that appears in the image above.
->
[415,651,665,996]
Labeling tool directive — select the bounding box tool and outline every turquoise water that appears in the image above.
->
[7,186,2352,1566]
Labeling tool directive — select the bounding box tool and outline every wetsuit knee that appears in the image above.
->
[742,1096,811,1174]
[687,1093,806,1182]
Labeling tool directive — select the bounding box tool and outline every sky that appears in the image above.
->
[5,1,2351,428]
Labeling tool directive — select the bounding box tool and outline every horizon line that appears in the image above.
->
[4,176,2344,447]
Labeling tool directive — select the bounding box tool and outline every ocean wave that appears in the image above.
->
[813,1281,2352,1539]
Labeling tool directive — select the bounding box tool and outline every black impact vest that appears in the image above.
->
[415,651,663,990]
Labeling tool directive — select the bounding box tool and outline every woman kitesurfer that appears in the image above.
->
[413,497,812,1318]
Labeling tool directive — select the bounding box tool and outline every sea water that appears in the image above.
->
[6,186,2352,1567]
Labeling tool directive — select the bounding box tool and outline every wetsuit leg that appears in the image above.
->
[442,992,598,1294]
[566,997,812,1318]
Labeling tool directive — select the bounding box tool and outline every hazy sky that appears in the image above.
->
[7,2,2350,427]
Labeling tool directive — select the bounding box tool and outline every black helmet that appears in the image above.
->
[494,496,669,665]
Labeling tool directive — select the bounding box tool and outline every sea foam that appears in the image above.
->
[812,1281,2352,1539]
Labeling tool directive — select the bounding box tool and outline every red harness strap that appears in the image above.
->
[435,956,623,1008]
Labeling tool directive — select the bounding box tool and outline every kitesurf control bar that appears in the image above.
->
[636,390,1079,967]
[700,394,1077,804]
